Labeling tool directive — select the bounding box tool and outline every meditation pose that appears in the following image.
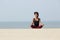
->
[31,12,44,28]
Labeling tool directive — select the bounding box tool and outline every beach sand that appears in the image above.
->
[0,28,60,40]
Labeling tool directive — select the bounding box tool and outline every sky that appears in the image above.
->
[0,0,60,22]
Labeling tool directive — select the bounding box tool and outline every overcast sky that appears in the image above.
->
[0,0,60,22]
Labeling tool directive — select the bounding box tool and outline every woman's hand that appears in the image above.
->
[39,22,44,26]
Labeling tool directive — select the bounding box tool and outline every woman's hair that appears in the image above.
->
[34,12,39,17]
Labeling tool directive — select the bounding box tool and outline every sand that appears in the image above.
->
[0,28,60,40]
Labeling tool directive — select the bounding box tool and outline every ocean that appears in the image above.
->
[0,21,60,29]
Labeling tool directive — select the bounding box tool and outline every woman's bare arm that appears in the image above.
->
[31,18,34,25]
[39,18,44,26]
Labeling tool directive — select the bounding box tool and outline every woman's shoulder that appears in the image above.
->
[38,18,40,20]
[33,18,35,20]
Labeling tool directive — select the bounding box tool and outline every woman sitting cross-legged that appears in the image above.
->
[31,12,44,28]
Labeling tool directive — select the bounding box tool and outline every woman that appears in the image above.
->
[31,12,44,28]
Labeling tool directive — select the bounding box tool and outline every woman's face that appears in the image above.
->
[34,14,38,18]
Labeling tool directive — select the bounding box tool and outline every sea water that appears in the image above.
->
[0,21,60,29]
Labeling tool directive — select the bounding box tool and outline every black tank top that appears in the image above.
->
[33,18,40,26]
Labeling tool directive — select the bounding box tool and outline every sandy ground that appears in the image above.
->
[0,28,60,40]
